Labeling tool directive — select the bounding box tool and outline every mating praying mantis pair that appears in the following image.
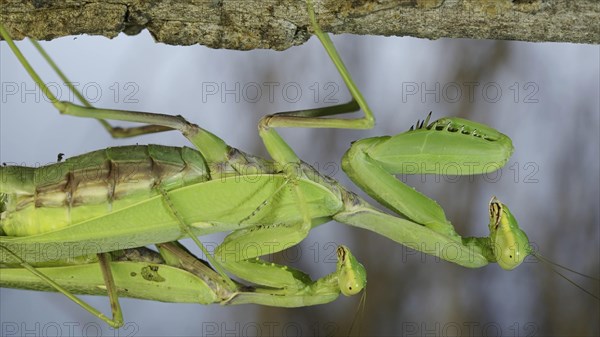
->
[0,1,597,330]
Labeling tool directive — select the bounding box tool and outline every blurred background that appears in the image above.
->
[1,21,598,337]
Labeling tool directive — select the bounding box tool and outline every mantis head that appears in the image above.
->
[336,245,367,296]
[488,198,599,299]
[488,197,531,270]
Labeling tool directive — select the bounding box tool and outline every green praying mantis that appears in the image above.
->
[0,1,596,329]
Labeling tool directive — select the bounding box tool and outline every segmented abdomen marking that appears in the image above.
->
[0,145,209,236]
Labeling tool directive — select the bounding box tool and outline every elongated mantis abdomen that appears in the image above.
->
[1,145,210,236]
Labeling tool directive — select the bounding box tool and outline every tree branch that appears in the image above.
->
[1,0,598,50]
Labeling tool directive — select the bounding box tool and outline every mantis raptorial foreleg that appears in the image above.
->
[214,215,314,289]
[257,1,528,270]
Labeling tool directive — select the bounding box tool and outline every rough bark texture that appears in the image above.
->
[0,0,598,50]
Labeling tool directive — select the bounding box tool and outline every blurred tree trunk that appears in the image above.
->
[1,0,598,50]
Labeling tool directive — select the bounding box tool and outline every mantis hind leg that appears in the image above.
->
[0,24,230,164]
[0,25,171,139]
[0,246,124,328]
[96,253,124,327]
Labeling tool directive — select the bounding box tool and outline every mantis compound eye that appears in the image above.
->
[489,197,530,270]
[336,245,367,296]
